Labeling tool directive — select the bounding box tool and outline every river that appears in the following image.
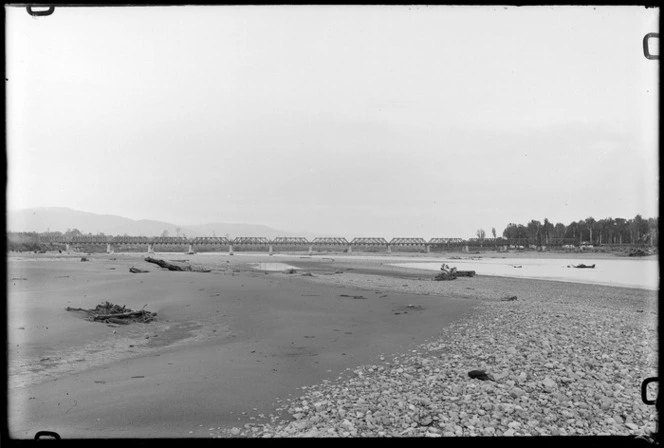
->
[389,257,659,290]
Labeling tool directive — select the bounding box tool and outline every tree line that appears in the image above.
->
[498,215,658,247]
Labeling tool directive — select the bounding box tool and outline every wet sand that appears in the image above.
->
[7,252,477,438]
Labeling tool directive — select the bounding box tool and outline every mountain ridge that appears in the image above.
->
[7,207,315,239]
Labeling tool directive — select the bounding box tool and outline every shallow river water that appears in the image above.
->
[389,257,659,290]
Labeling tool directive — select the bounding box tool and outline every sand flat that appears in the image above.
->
[7,253,476,438]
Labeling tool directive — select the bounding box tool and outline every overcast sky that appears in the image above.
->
[6,5,659,239]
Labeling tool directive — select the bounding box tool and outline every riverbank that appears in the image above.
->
[221,255,659,438]
[6,252,658,439]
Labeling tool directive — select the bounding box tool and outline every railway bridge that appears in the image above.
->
[38,235,487,254]
[30,234,588,255]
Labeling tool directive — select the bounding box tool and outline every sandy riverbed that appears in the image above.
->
[7,252,474,438]
[6,251,659,439]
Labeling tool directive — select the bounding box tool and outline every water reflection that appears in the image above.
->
[252,263,300,272]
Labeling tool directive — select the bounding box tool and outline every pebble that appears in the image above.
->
[214,273,657,438]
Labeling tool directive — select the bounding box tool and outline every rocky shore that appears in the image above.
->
[222,269,659,438]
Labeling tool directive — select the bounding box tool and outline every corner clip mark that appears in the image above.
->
[643,33,659,60]
[26,6,55,17]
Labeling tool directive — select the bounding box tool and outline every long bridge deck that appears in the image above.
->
[32,234,579,254]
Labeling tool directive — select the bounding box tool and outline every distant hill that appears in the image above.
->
[6,207,311,239]
[183,222,316,239]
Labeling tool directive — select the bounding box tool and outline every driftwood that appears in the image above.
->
[66,301,157,324]
[568,264,595,269]
[145,257,188,271]
[629,249,648,257]
[435,264,458,281]
[129,267,149,274]
[435,272,457,281]
[106,317,130,325]
[339,294,367,300]
[143,257,211,273]
[501,296,518,301]
[434,264,476,281]
[468,370,495,381]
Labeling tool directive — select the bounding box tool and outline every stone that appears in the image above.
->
[510,387,525,398]
[291,420,308,431]
[420,416,433,426]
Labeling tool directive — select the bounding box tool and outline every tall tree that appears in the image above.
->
[614,218,627,244]
[565,221,579,243]
[632,214,649,243]
[647,217,658,246]
[542,218,554,244]
[526,220,542,245]
[585,217,596,245]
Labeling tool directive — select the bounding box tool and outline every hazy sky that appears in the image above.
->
[6,5,659,239]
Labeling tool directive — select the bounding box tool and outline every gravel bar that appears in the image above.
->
[220,268,658,438]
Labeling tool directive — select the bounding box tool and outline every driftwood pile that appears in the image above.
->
[434,264,476,281]
[65,301,157,325]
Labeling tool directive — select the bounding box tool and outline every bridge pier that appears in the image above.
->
[106,243,112,254]
[426,244,430,253]
[308,245,313,255]
[65,243,71,253]
[269,245,273,256]
[387,245,391,254]
[148,244,154,254]
[188,244,194,254]
[463,245,469,253]
[348,245,352,254]
[229,244,234,255]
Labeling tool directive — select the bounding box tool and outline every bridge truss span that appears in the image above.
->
[232,237,271,245]
[271,237,309,245]
[350,237,388,246]
[151,236,189,245]
[311,237,349,245]
[191,237,230,245]
[389,238,427,246]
